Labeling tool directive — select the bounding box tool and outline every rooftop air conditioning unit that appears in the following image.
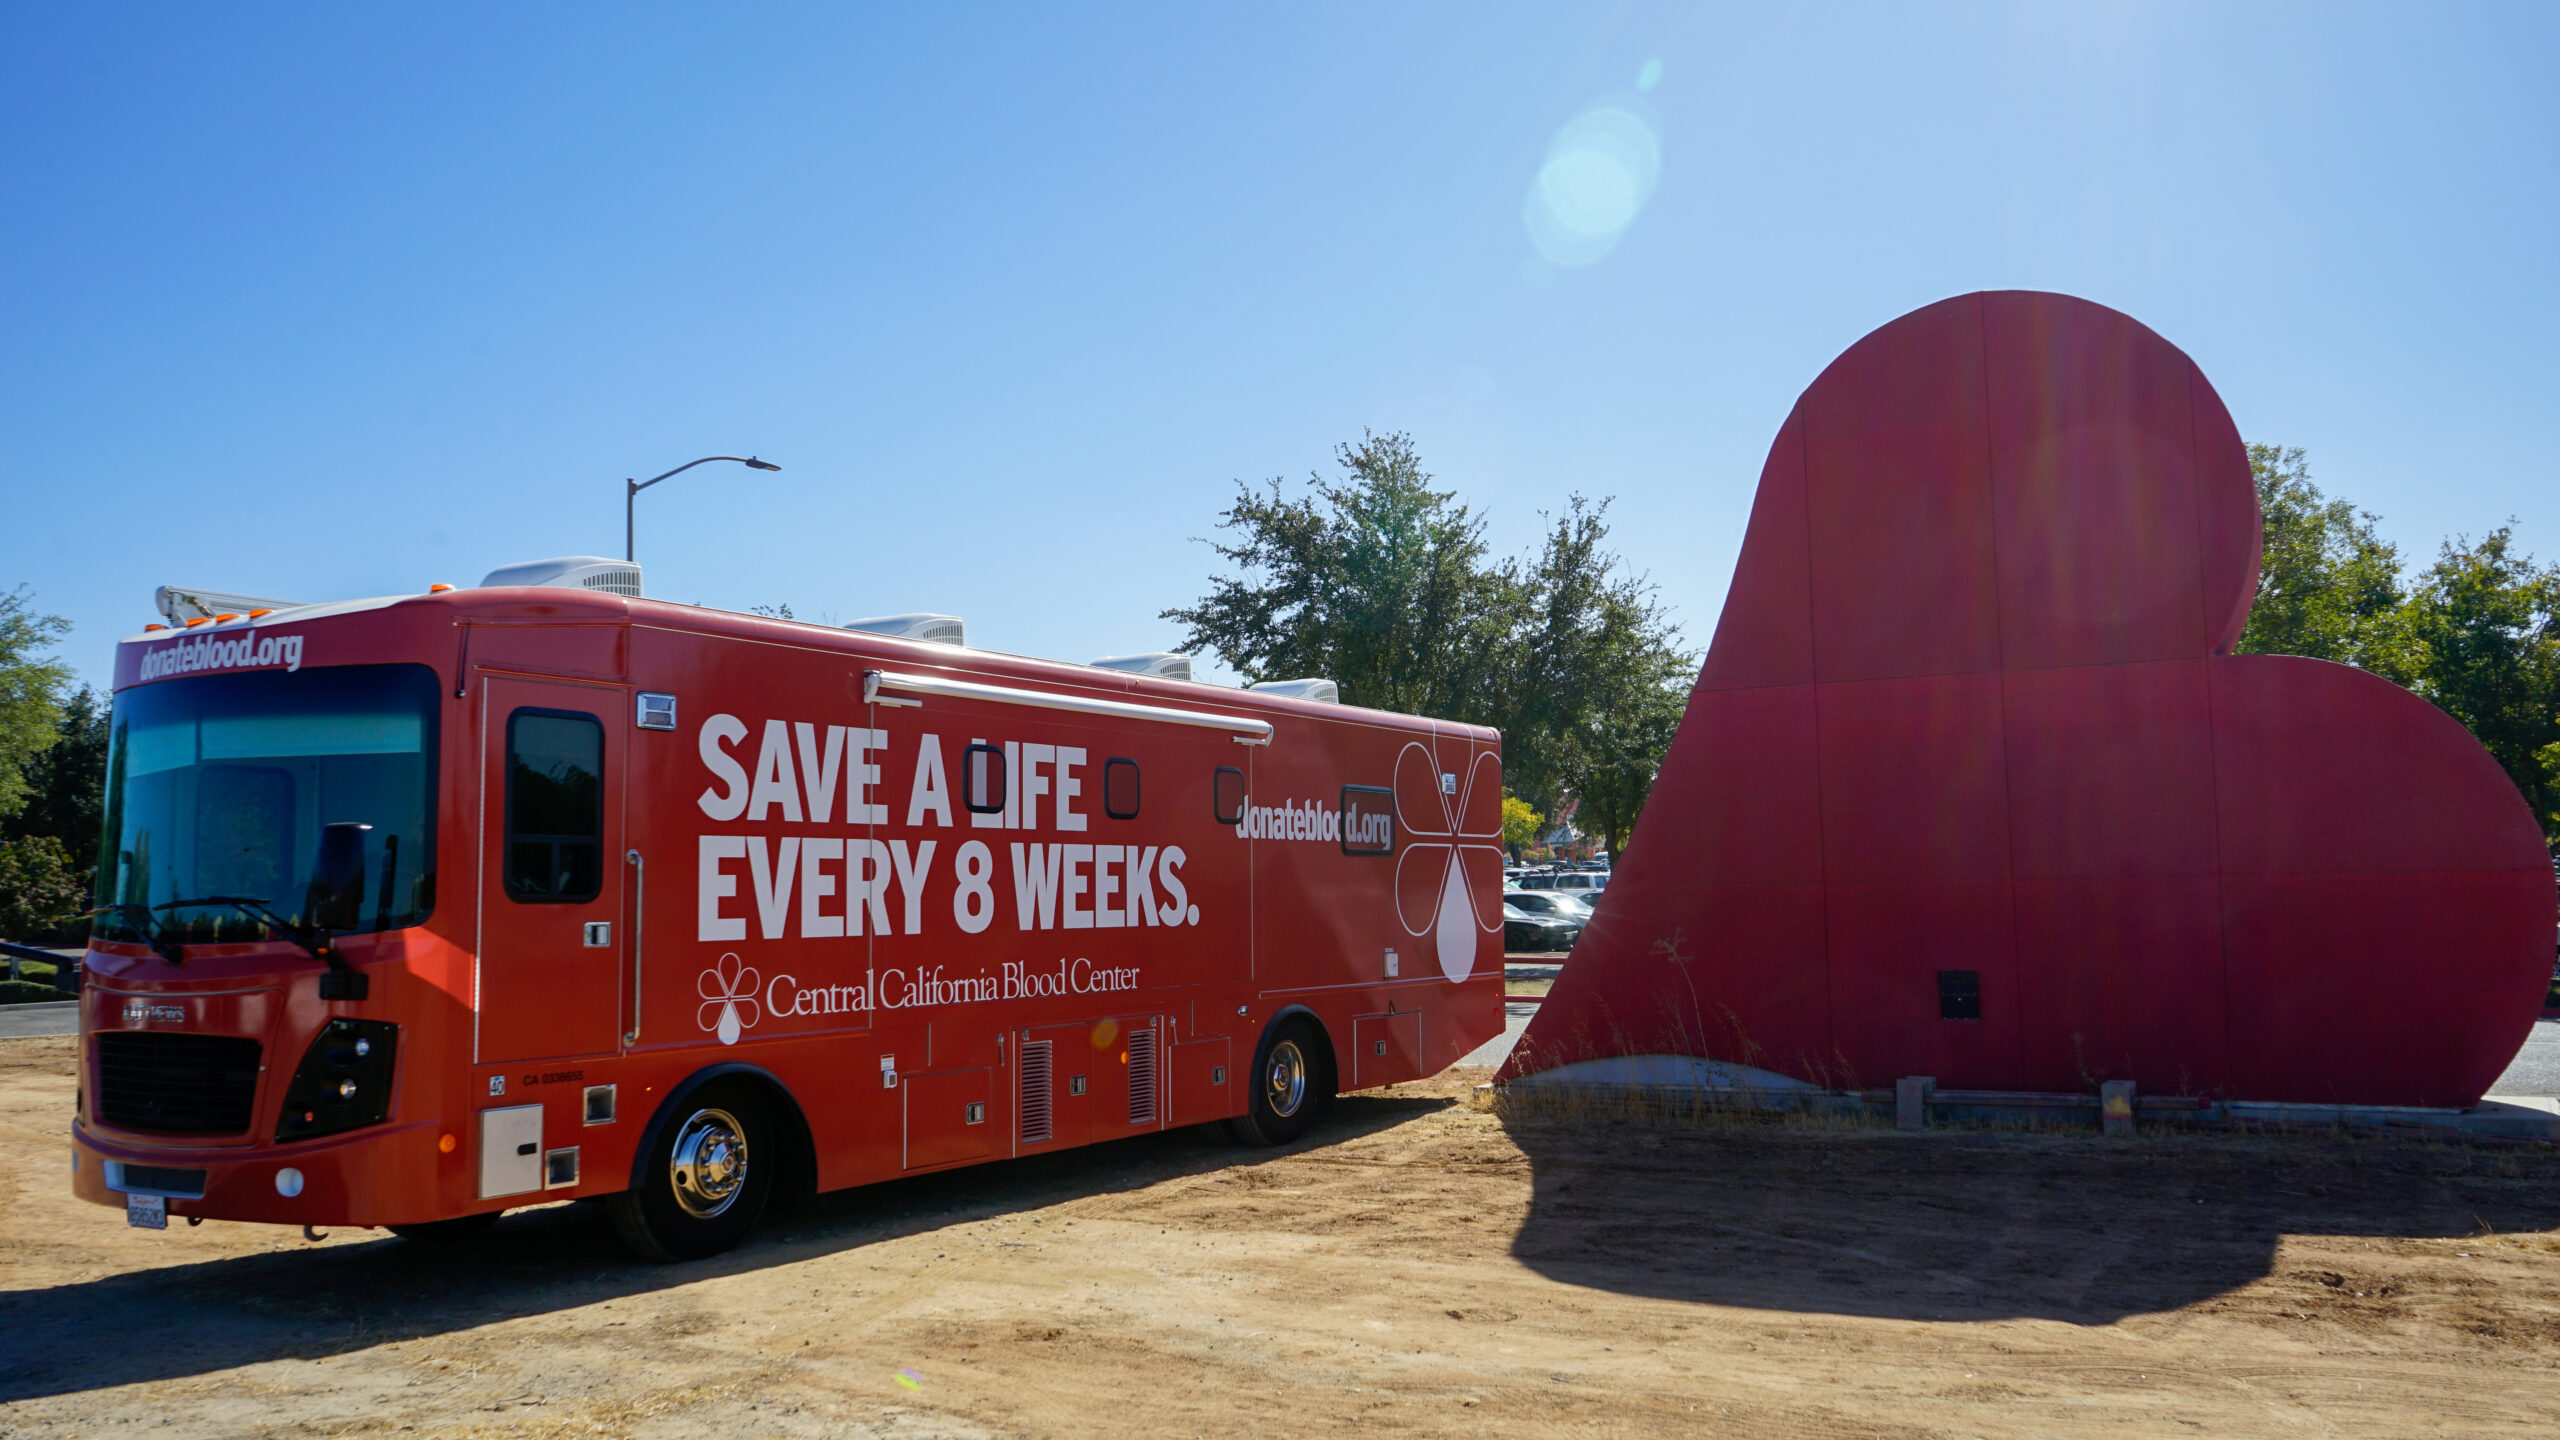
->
[845,613,966,646]
[1249,678,1340,704]
[478,556,644,598]
[1090,652,1193,682]
[155,585,305,626]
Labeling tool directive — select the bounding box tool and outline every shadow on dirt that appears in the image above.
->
[1499,1107,2560,1325]
[0,1093,1450,1402]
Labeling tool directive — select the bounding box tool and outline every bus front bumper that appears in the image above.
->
[70,1116,471,1230]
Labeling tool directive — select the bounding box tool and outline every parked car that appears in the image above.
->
[1502,902,1582,954]
[1504,889,1593,922]
[1531,870,1609,895]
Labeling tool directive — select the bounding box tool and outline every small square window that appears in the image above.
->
[635,692,677,731]
[1212,766,1245,826]
[1104,757,1141,820]
[961,742,1007,815]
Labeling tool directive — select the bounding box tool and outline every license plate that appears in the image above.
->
[125,1192,167,1230]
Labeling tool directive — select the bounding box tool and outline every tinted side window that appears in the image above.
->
[1212,766,1245,826]
[961,742,1007,815]
[1104,757,1140,820]
[505,710,603,902]
[1340,784,1394,856]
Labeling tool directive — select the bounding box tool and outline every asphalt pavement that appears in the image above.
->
[2491,1019,2560,1097]
[0,1001,77,1040]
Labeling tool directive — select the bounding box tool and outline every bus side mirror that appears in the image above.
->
[308,822,373,932]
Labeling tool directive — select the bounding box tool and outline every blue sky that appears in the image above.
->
[5,3,2553,692]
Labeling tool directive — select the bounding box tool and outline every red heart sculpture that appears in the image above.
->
[1505,291,2557,1106]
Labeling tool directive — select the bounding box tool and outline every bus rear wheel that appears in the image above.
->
[607,1081,774,1262]
[1228,1017,1327,1147]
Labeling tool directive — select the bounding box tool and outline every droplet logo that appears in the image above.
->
[697,953,761,1045]
[1392,743,1507,982]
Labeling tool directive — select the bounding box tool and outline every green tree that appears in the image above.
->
[1499,795,1543,856]
[1554,646,1691,863]
[2234,444,2413,677]
[2399,528,2560,846]
[1166,434,1692,847]
[1162,432,1517,721]
[5,686,109,864]
[0,835,85,941]
[0,588,72,823]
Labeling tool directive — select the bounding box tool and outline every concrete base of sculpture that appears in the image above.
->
[1492,1054,2560,1140]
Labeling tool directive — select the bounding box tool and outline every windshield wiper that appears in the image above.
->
[82,903,186,965]
[144,895,368,999]
[151,894,324,957]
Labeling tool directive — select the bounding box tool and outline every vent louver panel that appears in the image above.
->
[1127,1028,1157,1125]
[1019,1039,1053,1144]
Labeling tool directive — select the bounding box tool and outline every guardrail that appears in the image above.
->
[0,940,79,994]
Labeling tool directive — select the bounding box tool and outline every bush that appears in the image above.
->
[0,835,85,942]
[0,977,66,1005]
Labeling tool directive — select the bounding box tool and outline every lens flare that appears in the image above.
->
[1523,100,1662,267]
[895,1368,923,1391]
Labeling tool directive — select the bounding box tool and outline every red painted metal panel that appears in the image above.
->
[2210,654,2547,876]
[1512,882,1830,1081]
[2000,658,2217,879]
[1696,411,1815,692]
[1616,685,1821,888]
[1824,880,2019,1090]
[1815,673,2010,884]
[1803,294,2002,685]
[1982,289,2209,670]
[2009,875,2227,1094]
[2189,368,2262,656]
[1511,290,2558,1107]
[2220,872,2554,1106]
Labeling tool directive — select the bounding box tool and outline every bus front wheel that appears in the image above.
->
[608,1081,774,1262]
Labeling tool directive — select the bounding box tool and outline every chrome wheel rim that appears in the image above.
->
[1264,1039,1308,1119]
[668,1106,750,1219]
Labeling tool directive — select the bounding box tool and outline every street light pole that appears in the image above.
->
[626,455,782,563]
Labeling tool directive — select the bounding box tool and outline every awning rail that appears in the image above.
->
[861,669,1276,740]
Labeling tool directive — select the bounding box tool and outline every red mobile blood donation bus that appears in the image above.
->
[70,561,1506,1258]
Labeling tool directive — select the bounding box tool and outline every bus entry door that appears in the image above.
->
[475,675,628,1065]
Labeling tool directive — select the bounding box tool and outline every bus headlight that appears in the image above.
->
[275,1019,399,1142]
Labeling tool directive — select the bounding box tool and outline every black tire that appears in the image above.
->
[386,1210,502,1243]
[606,1080,775,1262]
[1228,1017,1328,1147]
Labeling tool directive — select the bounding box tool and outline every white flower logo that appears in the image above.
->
[697,953,760,1046]
[1391,743,1506,982]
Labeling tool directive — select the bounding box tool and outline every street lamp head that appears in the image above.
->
[627,453,781,562]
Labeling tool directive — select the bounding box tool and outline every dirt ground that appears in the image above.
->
[7,1036,2560,1438]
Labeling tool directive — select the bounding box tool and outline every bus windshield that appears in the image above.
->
[93,663,440,946]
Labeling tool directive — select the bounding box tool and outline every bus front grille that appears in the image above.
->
[95,1031,263,1135]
